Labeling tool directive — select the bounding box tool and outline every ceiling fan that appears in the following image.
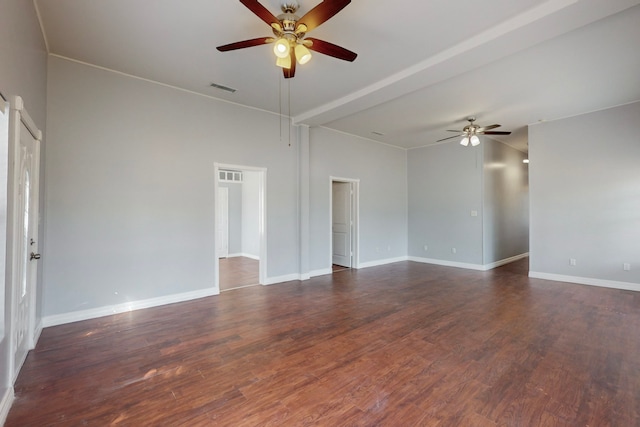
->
[216,0,357,78]
[437,117,512,146]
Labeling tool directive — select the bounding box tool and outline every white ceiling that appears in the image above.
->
[35,0,640,152]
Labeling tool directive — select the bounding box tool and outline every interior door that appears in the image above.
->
[332,181,352,267]
[12,119,41,380]
[216,186,229,258]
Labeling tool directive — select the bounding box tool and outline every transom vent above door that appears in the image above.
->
[219,170,243,183]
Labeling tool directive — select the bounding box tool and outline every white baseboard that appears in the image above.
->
[409,253,528,271]
[267,254,516,286]
[358,256,409,269]
[264,269,332,285]
[43,287,219,327]
[0,387,14,426]
[303,254,523,279]
[43,271,336,327]
[32,319,43,348]
[483,253,529,270]
[309,268,332,278]
[529,271,640,292]
[263,273,301,285]
[408,256,485,271]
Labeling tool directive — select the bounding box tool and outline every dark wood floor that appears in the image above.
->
[219,256,259,291]
[7,259,640,426]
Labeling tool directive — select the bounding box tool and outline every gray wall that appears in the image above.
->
[529,101,640,286]
[219,182,241,255]
[0,0,47,128]
[482,138,529,264]
[43,57,413,319]
[43,56,299,317]
[220,175,260,258]
[241,170,260,258]
[408,138,529,267]
[309,127,407,271]
[0,0,47,393]
[407,142,484,264]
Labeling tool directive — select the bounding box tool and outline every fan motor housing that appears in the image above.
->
[277,13,299,32]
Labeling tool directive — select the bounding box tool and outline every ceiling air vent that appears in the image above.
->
[209,82,237,93]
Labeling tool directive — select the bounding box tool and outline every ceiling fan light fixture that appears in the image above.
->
[460,136,470,146]
[470,135,480,146]
[217,0,358,78]
[276,54,292,68]
[273,38,290,58]
[295,44,312,64]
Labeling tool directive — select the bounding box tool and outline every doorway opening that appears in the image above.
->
[330,177,359,272]
[214,163,266,292]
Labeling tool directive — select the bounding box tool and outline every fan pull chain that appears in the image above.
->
[279,72,282,142]
[288,78,291,147]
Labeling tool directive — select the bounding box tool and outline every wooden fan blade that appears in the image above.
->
[437,134,463,142]
[239,0,280,26]
[284,48,296,79]
[447,129,462,132]
[305,38,357,62]
[297,0,351,33]
[476,124,500,132]
[217,37,274,51]
[482,131,512,135]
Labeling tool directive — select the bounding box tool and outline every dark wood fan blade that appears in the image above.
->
[284,48,296,79]
[482,131,512,135]
[447,129,462,132]
[217,37,273,51]
[476,124,500,132]
[239,0,280,26]
[297,0,351,32]
[305,38,357,61]
[436,134,463,142]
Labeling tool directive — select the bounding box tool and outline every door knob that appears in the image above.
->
[30,252,41,260]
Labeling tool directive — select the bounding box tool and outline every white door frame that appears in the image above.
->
[6,96,42,383]
[214,163,267,292]
[329,177,359,269]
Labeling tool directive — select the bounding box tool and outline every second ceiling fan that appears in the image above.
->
[217,0,357,78]
[437,117,512,146]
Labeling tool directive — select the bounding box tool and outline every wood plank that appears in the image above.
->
[6,258,640,425]
[219,256,259,291]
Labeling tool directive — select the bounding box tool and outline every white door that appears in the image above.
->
[216,187,229,258]
[332,181,352,267]
[10,106,41,381]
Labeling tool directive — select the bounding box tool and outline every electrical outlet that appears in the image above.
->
[623,263,631,271]
[387,245,391,252]
[570,258,577,266]
[423,245,428,251]
[471,210,478,217]
[452,248,457,254]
